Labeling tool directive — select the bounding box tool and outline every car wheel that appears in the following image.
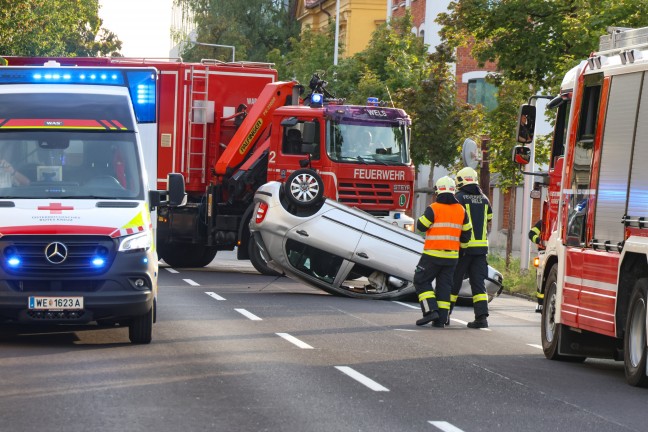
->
[285,169,324,208]
[624,278,648,387]
[159,243,217,268]
[541,265,586,362]
[248,238,282,276]
[129,306,153,344]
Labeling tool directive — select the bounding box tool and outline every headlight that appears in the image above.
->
[118,231,152,252]
[404,223,415,232]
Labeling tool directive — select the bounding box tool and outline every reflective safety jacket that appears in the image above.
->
[529,219,542,245]
[456,186,493,255]
[417,201,472,260]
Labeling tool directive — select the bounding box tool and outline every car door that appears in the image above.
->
[352,218,423,282]
[283,207,367,284]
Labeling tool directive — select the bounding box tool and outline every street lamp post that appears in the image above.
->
[334,0,340,65]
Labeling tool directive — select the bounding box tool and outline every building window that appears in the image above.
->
[467,78,498,111]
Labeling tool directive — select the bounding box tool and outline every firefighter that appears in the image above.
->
[528,219,542,246]
[528,219,544,313]
[414,176,472,328]
[450,167,493,329]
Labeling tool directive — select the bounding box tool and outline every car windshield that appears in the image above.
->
[326,121,409,165]
[0,130,143,199]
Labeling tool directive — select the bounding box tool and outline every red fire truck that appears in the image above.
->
[3,57,415,274]
[513,26,648,386]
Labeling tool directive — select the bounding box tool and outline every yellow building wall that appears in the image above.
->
[297,0,387,58]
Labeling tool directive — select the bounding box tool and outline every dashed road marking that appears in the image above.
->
[429,421,465,432]
[205,292,226,301]
[276,333,314,349]
[527,344,543,350]
[165,268,179,274]
[335,366,389,392]
[183,279,199,286]
[393,301,419,309]
[235,308,262,321]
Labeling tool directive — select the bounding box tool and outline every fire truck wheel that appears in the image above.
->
[541,266,586,362]
[248,238,282,277]
[285,169,324,208]
[624,278,648,387]
[159,244,217,268]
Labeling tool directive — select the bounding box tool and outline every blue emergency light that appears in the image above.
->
[0,66,157,123]
[311,93,323,107]
[367,97,379,106]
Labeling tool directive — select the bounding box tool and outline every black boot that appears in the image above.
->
[467,314,488,329]
[416,310,439,326]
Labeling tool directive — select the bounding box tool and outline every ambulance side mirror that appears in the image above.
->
[512,145,531,166]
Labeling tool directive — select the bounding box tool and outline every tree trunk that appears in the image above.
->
[505,186,516,269]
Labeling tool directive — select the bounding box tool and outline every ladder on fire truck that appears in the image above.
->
[187,65,209,184]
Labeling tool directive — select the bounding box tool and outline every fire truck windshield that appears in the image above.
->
[327,121,409,165]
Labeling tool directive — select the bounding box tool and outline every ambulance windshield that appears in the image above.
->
[0,130,143,200]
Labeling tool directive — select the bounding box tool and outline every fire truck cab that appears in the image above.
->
[514,26,648,386]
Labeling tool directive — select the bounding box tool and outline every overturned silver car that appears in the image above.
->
[249,176,503,302]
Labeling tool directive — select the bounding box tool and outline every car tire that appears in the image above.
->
[285,169,324,208]
[129,306,153,344]
[624,278,648,387]
[248,238,282,276]
[541,265,586,362]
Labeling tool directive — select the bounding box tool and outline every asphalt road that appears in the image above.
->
[0,252,645,432]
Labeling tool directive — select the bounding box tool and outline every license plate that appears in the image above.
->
[28,296,84,310]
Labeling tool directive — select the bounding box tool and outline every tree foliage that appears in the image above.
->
[0,0,122,56]
[174,0,300,62]
[438,0,648,190]
[438,0,648,92]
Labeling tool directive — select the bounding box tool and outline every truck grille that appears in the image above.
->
[0,235,116,277]
[338,182,394,207]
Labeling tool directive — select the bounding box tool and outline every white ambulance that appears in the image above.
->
[0,61,185,343]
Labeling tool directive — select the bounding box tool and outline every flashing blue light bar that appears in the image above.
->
[367,97,379,107]
[0,67,157,124]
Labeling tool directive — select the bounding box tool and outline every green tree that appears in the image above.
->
[174,0,300,62]
[0,0,121,56]
[438,0,648,92]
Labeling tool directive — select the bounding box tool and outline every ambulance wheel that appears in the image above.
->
[624,278,648,387]
[129,305,153,344]
[248,238,282,276]
[541,266,585,362]
[285,169,324,208]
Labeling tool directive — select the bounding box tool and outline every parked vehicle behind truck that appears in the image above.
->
[4,57,415,275]
[512,26,648,386]
[0,61,185,343]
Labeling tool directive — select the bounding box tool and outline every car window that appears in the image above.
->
[285,238,343,284]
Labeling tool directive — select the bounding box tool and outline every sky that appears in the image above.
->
[98,0,175,57]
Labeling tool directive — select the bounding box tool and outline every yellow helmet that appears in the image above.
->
[456,167,479,189]
[434,176,456,195]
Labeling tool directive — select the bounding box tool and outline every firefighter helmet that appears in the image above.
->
[434,176,456,195]
[456,167,479,189]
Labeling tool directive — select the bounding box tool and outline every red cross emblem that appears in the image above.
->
[38,202,74,214]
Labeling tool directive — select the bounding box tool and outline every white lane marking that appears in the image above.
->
[205,292,226,301]
[335,366,389,392]
[276,333,314,349]
[394,328,418,332]
[165,268,179,274]
[429,421,465,432]
[183,279,199,286]
[451,318,468,325]
[393,301,419,309]
[527,344,543,350]
[235,308,262,321]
